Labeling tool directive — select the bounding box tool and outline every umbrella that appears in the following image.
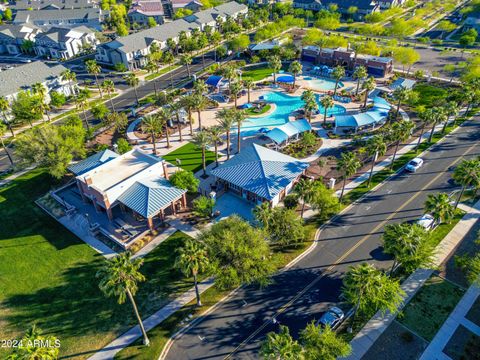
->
[240,103,253,109]
[258,127,270,133]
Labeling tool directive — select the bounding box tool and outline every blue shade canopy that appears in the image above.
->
[206,75,223,87]
[277,75,295,83]
[265,119,312,144]
[240,103,253,109]
[266,128,289,144]
[335,97,392,128]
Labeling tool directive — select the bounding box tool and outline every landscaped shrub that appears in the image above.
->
[283,194,299,209]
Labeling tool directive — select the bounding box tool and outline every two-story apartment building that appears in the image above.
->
[11,0,97,11]
[293,0,379,20]
[13,8,105,30]
[0,24,40,55]
[96,1,247,70]
[128,0,166,26]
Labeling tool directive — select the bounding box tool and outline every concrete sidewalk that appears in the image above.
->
[345,200,480,360]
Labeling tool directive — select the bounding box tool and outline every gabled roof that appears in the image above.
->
[117,176,186,217]
[211,144,308,201]
[68,149,119,175]
[14,8,102,23]
[335,96,391,128]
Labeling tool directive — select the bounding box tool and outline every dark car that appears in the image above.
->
[316,306,345,329]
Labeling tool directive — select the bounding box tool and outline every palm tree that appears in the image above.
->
[181,95,195,136]
[31,82,51,122]
[175,239,209,306]
[141,114,163,154]
[337,151,361,201]
[366,135,387,187]
[193,130,211,176]
[124,73,140,105]
[441,101,459,133]
[181,54,193,77]
[208,126,222,167]
[96,252,150,346]
[8,325,60,360]
[217,107,235,160]
[428,106,447,143]
[105,112,128,133]
[301,90,318,123]
[101,80,116,111]
[392,86,411,120]
[85,59,103,98]
[453,159,480,209]
[390,120,415,169]
[332,66,345,96]
[193,79,208,96]
[163,51,175,88]
[192,93,207,130]
[253,202,272,228]
[61,69,77,97]
[320,95,334,126]
[145,61,159,96]
[0,123,13,165]
[0,96,14,137]
[75,89,90,131]
[268,55,282,85]
[362,76,376,108]
[223,65,238,92]
[156,107,172,148]
[353,66,367,96]
[295,178,314,217]
[425,193,455,228]
[417,108,435,148]
[288,60,302,88]
[229,81,243,108]
[244,79,255,103]
[232,108,246,153]
[261,325,303,360]
[170,101,183,142]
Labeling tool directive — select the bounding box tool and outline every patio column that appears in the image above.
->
[106,207,113,220]
[77,182,87,202]
[182,193,187,207]
[171,201,176,215]
[147,217,154,230]
[160,208,165,220]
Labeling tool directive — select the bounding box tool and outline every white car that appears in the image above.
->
[405,157,424,172]
[417,214,437,230]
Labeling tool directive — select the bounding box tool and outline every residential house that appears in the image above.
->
[211,144,309,207]
[301,45,393,76]
[13,8,105,30]
[0,61,74,101]
[0,23,40,54]
[95,1,248,69]
[33,26,97,59]
[11,0,97,11]
[69,148,187,231]
[161,0,203,19]
[293,0,379,19]
[378,0,405,9]
[128,0,166,26]
[292,0,323,11]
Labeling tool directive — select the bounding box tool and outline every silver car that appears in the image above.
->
[405,157,424,172]
[317,306,345,329]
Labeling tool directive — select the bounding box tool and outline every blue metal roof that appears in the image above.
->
[266,128,289,144]
[265,119,312,145]
[117,176,186,218]
[206,75,223,87]
[335,97,392,128]
[277,75,295,83]
[390,78,416,91]
[68,149,119,176]
[211,144,308,201]
[290,119,312,133]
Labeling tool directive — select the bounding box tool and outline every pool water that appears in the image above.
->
[304,76,344,91]
[239,91,346,135]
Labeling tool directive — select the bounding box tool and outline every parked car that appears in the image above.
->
[316,306,345,329]
[416,214,437,230]
[405,157,424,172]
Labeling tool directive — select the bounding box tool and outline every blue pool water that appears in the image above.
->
[239,91,346,135]
[304,76,344,91]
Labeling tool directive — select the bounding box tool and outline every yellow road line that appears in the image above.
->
[223,136,478,359]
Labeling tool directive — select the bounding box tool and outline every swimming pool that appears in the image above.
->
[239,91,346,135]
[304,76,344,91]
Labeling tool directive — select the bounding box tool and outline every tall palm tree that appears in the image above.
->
[75,89,90,131]
[428,106,447,143]
[232,108,246,153]
[366,135,387,187]
[124,73,140,104]
[392,86,411,120]
[208,126,222,167]
[453,159,480,209]
[174,239,209,306]
[141,114,163,154]
[145,61,159,96]
[193,79,208,96]
[244,79,255,103]
[362,76,375,108]
[390,120,415,169]
[0,96,14,137]
[217,107,235,160]
[85,59,103,98]
[31,82,51,122]
[253,202,272,228]
[425,193,455,228]
[181,54,193,77]
[193,130,211,176]
[229,81,243,108]
[156,107,172,148]
[353,66,367,96]
[61,69,77,97]
[320,95,334,125]
[105,112,128,133]
[0,123,13,166]
[261,325,303,360]
[332,65,345,96]
[223,65,238,92]
[337,151,361,201]
[101,80,116,111]
[295,178,314,217]
[288,60,302,88]
[96,252,150,346]
[163,51,175,88]
[417,107,435,148]
[170,101,183,142]
[192,93,207,130]
[181,95,195,136]
[301,90,317,123]
[268,55,282,85]
[441,101,459,133]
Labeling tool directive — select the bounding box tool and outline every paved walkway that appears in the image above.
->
[87,277,215,360]
[420,283,480,360]
[345,199,480,360]
[0,165,35,188]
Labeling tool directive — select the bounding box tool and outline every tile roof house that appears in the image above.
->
[128,0,166,26]
[34,26,98,59]
[95,1,247,70]
[161,0,203,19]
[71,148,187,230]
[0,23,40,55]
[0,61,73,101]
[211,144,309,207]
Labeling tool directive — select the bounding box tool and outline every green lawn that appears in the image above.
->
[242,67,275,81]
[145,65,181,81]
[398,275,465,341]
[411,83,449,108]
[0,169,195,359]
[163,142,216,173]
[245,104,272,116]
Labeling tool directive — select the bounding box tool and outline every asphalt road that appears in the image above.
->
[165,118,480,360]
